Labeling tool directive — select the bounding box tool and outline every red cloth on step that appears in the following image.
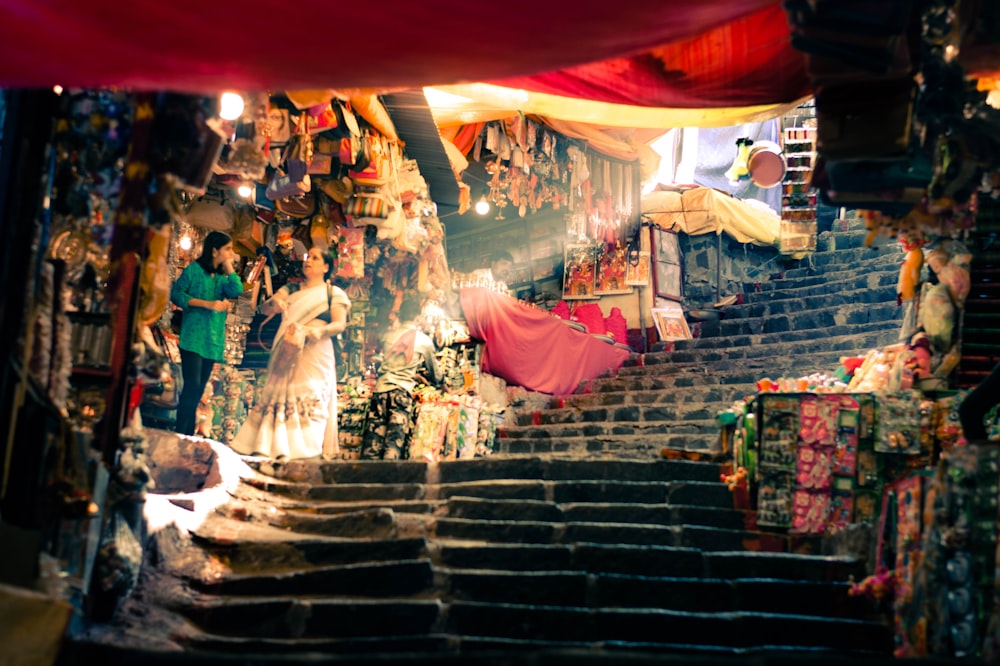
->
[460,288,629,396]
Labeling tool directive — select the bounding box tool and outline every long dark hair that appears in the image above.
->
[196,231,232,274]
[314,247,337,281]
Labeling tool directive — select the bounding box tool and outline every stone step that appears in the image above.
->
[185,528,430,574]
[749,259,902,293]
[619,351,850,378]
[445,601,891,653]
[242,456,724,485]
[437,542,704,577]
[744,270,898,304]
[422,542,868,582]
[500,416,727,443]
[442,569,868,619]
[445,497,750,530]
[433,518,784,552]
[497,430,722,458]
[547,381,757,410]
[646,327,896,364]
[193,558,435,597]
[177,597,443,639]
[715,299,901,337]
[666,320,900,353]
[242,475,427,502]
[509,402,723,428]
[782,244,904,272]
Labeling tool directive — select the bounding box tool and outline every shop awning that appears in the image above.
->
[0,1,807,115]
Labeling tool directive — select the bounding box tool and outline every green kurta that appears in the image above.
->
[170,261,243,362]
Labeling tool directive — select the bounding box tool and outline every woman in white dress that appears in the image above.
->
[231,249,350,460]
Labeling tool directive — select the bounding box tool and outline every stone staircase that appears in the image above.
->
[956,195,1000,388]
[65,225,910,664]
[69,449,893,664]
[500,228,906,457]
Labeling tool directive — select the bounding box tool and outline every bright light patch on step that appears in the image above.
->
[143,437,255,535]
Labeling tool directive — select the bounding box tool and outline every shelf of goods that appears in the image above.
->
[780,126,818,254]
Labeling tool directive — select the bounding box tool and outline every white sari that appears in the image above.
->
[231,283,349,460]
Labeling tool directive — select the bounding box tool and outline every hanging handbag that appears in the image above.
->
[266,168,311,200]
[284,114,314,182]
[185,190,235,231]
[343,191,391,219]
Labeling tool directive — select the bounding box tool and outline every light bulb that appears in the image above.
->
[237,183,253,198]
[475,196,490,216]
[219,92,245,121]
[179,235,193,251]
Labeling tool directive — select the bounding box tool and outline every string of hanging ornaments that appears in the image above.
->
[473,118,639,246]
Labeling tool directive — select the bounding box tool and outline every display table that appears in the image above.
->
[460,287,631,395]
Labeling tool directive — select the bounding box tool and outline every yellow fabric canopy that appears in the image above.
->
[427,83,807,131]
[643,187,781,246]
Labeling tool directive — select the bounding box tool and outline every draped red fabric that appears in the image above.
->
[0,0,789,98]
[460,288,630,396]
[442,123,485,156]
[491,4,810,108]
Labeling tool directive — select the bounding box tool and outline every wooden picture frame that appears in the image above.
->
[651,304,692,341]
[652,227,683,301]
[625,251,650,286]
[594,243,632,295]
[562,243,598,300]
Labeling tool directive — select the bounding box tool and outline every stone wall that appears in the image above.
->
[676,233,784,309]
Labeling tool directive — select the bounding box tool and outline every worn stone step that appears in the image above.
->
[179,633,456,657]
[193,558,435,597]
[500,417,723,443]
[725,288,899,319]
[656,329,896,364]
[446,498,749,530]
[782,244,903,273]
[746,270,898,304]
[444,570,867,619]
[243,458,427,485]
[511,402,728,428]
[716,301,901,337]
[435,457,722,484]
[188,530,429,574]
[702,551,866,582]
[624,341,892,377]
[666,320,900,352]
[242,476,427,502]
[251,506,400,538]
[749,252,901,291]
[445,601,891,653]
[436,542,861,582]
[497,431,721,458]
[434,519,773,552]
[748,256,902,298]
[178,597,442,639]
[548,382,754,410]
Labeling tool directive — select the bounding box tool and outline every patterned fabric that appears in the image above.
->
[410,401,451,462]
[170,261,243,362]
[360,388,414,461]
[231,283,347,459]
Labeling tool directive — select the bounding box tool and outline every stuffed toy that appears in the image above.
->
[897,248,923,306]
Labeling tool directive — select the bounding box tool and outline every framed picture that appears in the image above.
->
[652,227,683,301]
[625,251,651,286]
[594,243,632,295]
[651,304,692,341]
[562,243,598,300]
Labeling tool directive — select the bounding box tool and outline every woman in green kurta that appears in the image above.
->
[169,231,244,436]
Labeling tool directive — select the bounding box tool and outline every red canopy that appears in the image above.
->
[0,0,807,108]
